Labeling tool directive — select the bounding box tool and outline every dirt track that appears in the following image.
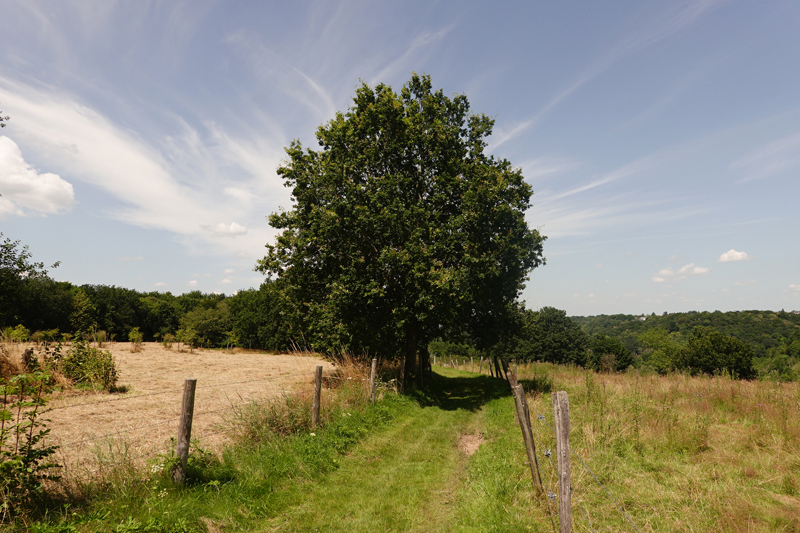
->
[42,343,334,477]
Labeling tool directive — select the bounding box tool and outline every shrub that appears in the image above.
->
[0,372,61,522]
[57,339,119,391]
[94,329,107,348]
[128,327,143,352]
[162,333,176,349]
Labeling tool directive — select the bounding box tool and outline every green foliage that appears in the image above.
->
[0,234,60,330]
[161,333,175,349]
[175,327,196,352]
[69,290,97,334]
[228,281,294,351]
[428,340,482,362]
[1,372,61,522]
[9,324,30,343]
[678,326,756,379]
[638,327,683,374]
[128,327,143,352]
[499,306,589,365]
[57,338,119,391]
[257,73,545,374]
[589,333,633,372]
[178,302,230,348]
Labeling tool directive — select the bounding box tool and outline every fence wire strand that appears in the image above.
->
[537,413,641,533]
[47,371,315,413]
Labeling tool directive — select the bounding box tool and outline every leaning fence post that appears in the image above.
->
[552,391,572,533]
[513,384,544,490]
[172,378,197,485]
[370,358,378,404]
[312,366,322,427]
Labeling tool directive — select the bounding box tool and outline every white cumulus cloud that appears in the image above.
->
[718,249,750,262]
[204,222,247,236]
[652,262,709,283]
[790,284,800,292]
[188,280,198,287]
[0,136,75,217]
[154,282,166,287]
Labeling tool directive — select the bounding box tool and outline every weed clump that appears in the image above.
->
[0,372,61,523]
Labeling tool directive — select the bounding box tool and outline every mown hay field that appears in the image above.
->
[38,342,334,478]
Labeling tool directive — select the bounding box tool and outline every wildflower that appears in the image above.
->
[310,432,316,436]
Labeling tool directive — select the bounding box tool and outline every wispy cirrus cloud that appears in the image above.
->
[0,76,285,257]
[729,132,800,183]
[492,0,727,149]
[370,24,456,85]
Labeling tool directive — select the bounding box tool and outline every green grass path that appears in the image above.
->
[250,369,531,533]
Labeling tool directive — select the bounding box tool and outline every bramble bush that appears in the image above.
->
[48,338,119,391]
[0,372,61,522]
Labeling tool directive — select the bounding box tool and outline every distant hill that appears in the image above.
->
[570,310,800,357]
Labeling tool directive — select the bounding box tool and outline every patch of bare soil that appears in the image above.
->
[457,432,485,456]
[43,343,334,478]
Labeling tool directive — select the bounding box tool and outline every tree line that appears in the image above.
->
[6,231,796,380]
[1,238,292,350]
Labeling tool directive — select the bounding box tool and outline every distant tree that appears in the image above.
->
[498,306,588,365]
[589,334,633,372]
[677,326,756,379]
[0,234,60,328]
[638,327,682,374]
[258,74,545,383]
[69,290,97,334]
[179,301,230,348]
[228,281,294,351]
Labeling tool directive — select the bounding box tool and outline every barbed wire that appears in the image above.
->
[536,413,641,533]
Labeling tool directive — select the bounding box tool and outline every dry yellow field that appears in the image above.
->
[41,342,334,478]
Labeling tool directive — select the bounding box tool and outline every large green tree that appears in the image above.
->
[0,234,60,328]
[258,74,545,383]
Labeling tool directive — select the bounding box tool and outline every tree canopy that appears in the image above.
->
[257,74,545,381]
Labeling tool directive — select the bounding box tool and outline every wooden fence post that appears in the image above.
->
[479,357,483,374]
[312,366,322,427]
[398,356,405,392]
[370,358,377,404]
[172,378,197,485]
[552,391,572,533]
[513,384,544,490]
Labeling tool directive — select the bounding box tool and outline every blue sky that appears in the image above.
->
[1,0,799,315]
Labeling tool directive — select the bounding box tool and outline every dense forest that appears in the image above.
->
[571,311,800,380]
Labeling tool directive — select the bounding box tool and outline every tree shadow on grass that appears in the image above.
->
[407,370,511,412]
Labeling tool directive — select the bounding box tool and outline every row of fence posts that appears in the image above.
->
[431,355,573,531]
[508,365,572,533]
[169,360,572,533]
[171,360,381,485]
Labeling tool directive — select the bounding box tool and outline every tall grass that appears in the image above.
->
[515,362,800,532]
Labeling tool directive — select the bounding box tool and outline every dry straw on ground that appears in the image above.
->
[37,342,334,479]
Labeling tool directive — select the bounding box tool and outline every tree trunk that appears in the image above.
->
[418,345,430,388]
[403,322,417,388]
